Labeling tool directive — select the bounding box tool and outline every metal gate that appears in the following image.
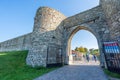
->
[46,44,63,67]
[103,42,120,74]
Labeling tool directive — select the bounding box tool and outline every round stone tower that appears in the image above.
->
[26,7,66,67]
[33,7,66,33]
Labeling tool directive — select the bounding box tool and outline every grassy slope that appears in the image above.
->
[104,69,120,79]
[0,51,58,80]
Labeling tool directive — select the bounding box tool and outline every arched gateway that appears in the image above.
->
[0,0,120,69]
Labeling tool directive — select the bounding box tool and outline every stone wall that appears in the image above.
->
[0,33,32,52]
[0,1,120,67]
[61,6,109,65]
[109,11,120,42]
[100,0,120,19]
[100,0,120,43]
[26,7,66,67]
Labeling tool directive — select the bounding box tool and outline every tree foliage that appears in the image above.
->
[89,48,99,56]
[84,48,88,52]
[75,46,88,54]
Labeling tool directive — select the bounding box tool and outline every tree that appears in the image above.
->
[93,49,99,56]
[74,46,88,54]
[89,48,99,56]
[75,47,79,51]
[78,46,85,53]
[89,48,94,54]
[84,48,88,53]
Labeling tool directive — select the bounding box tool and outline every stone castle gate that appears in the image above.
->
[0,0,120,68]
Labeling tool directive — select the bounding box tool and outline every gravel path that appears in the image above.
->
[34,61,109,80]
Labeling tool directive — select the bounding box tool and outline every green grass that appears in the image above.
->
[104,69,120,79]
[0,51,58,80]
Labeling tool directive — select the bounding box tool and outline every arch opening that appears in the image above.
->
[65,26,102,66]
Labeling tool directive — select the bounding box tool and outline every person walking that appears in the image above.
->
[93,54,97,62]
[86,54,90,62]
[82,54,85,61]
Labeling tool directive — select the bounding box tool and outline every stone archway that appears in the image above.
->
[0,0,120,68]
[66,25,101,64]
[60,5,110,67]
[25,5,111,67]
[62,24,105,67]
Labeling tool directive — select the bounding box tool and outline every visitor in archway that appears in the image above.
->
[93,54,97,62]
[83,54,85,61]
[86,54,90,62]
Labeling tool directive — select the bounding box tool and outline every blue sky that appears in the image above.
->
[71,30,98,50]
[0,0,99,49]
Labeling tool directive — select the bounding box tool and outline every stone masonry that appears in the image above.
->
[0,0,120,67]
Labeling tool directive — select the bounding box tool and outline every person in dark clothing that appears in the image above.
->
[86,54,89,62]
[93,54,97,62]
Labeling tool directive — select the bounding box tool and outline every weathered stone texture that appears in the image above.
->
[33,7,66,33]
[108,11,120,41]
[0,33,32,52]
[63,6,103,28]
[61,6,110,65]
[100,0,120,19]
[100,0,120,43]
[0,1,120,67]
[26,7,66,67]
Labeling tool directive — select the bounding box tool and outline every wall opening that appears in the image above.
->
[67,29,100,65]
